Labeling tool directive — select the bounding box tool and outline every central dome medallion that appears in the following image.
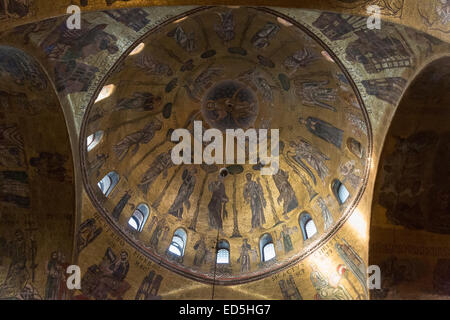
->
[81,6,371,285]
[201,80,258,131]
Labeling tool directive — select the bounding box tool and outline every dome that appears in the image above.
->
[80,6,371,284]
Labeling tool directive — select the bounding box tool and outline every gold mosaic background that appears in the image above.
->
[0,2,448,300]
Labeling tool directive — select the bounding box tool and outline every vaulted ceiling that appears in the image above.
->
[80,6,371,284]
[0,2,449,300]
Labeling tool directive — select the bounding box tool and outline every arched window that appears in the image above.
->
[347,137,363,159]
[216,240,230,264]
[95,84,115,103]
[260,233,276,262]
[305,220,318,239]
[97,171,119,197]
[87,130,104,152]
[168,228,187,257]
[277,17,292,27]
[129,42,145,56]
[332,179,350,205]
[299,212,317,240]
[128,203,149,232]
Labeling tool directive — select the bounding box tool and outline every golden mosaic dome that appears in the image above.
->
[80,6,371,284]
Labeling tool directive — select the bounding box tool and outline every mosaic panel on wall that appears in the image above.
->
[0,46,75,300]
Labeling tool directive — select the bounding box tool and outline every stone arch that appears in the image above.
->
[369,56,450,299]
[0,45,76,300]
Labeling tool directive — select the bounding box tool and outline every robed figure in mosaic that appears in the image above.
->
[207,175,228,230]
[243,173,266,230]
[272,169,298,217]
[138,151,173,194]
[44,251,62,300]
[0,230,29,298]
[299,117,343,149]
[113,119,162,161]
[193,236,207,267]
[237,239,252,272]
[290,138,330,184]
[168,168,196,219]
